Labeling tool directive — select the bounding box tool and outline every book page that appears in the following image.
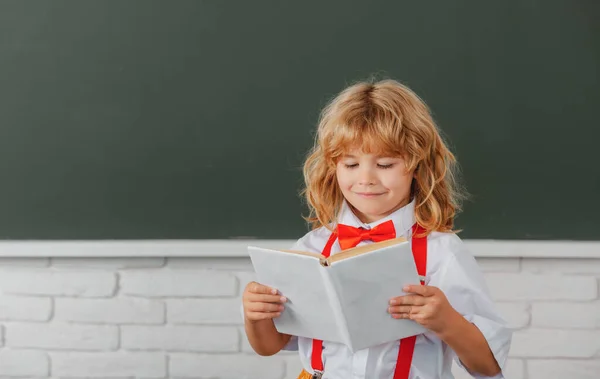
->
[326,241,427,352]
[326,236,407,264]
[247,246,344,343]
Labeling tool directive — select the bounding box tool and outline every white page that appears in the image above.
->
[327,241,427,351]
[248,246,344,343]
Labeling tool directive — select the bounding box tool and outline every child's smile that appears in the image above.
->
[336,151,413,223]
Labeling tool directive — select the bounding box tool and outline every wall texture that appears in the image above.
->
[0,245,598,379]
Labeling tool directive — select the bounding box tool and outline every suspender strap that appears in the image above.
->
[310,232,337,374]
[393,224,427,379]
[310,224,427,379]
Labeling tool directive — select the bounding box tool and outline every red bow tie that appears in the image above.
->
[336,220,396,250]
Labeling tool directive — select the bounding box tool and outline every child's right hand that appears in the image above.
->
[242,281,287,323]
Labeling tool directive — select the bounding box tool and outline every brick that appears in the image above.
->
[167,257,254,271]
[522,258,600,274]
[0,296,52,321]
[5,323,118,350]
[55,298,164,324]
[502,359,525,379]
[282,354,304,379]
[0,258,50,267]
[532,302,600,328]
[0,269,116,297]
[51,257,165,269]
[495,303,529,329]
[168,298,241,324]
[510,329,600,358]
[476,258,520,272]
[528,359,600,379]
[169,353,285,379]
[0,350,49,376]
[236,271,257,297]
[120,270,236,297]
[485,273,597,301]
[121,325,238,352]
[51,352,165,377]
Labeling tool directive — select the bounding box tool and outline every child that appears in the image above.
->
[242,79,511,379]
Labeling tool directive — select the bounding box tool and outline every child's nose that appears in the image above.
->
[358,168,376,186]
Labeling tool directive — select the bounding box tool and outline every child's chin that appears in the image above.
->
[354,205,388,219]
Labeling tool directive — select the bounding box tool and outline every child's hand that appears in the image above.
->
[388,285,458,335]
[242,281,287,323]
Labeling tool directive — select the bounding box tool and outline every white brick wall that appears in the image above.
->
[0,349,49,376]
[0,254,597,379]
[51,351,166,377]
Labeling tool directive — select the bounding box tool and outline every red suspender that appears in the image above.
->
[310,224,427,379]
[310,232,337,374]
[393,224,427,379]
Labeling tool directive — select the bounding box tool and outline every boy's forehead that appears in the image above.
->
[344,142,382,154]
[341,149,399,158]
[336,136,405,158]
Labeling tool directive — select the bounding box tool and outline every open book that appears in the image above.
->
[247,237,426,352]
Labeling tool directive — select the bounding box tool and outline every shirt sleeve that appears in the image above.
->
[281,334,299,351]
[433,235,512,378]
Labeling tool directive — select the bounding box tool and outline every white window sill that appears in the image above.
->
[0,239,597,258]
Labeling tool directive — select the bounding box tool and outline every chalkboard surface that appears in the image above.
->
[0,1,598,240]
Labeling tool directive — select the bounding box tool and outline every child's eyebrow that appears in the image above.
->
[341,154,399,159]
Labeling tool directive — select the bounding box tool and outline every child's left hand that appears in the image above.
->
[388,285,459,335]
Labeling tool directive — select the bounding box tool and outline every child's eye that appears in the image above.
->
[344,163,359,169]
[377,163,394,169]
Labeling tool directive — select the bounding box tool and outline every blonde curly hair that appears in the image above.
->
[301,79,465,236]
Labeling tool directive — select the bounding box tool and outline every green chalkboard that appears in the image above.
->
[0,1,598,240]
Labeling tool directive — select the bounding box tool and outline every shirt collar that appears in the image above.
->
[337,199,416,238]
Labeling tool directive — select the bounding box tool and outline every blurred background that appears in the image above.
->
[0,1,598,378]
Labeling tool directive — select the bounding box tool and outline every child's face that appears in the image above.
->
[336,150,413,223]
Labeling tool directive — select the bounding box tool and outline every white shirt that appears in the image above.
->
[284,200,511,379]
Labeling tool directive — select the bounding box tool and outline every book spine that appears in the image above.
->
[319,265,352,350]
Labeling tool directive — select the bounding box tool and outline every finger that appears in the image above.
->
[392,312,410,319]
[246,311,281,321]
[248,302,285,313]
[247,293,287,304]
[403,285,435,297]
[389,295,427,306]
[392,312,415,321]
[388,305,420,315]
[250,282,279,295]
